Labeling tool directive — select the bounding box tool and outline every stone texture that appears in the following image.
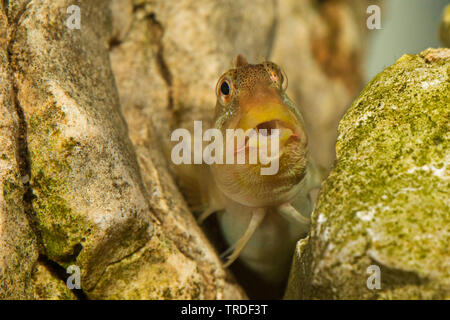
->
[0,3,38,299]
[9,0,153,294]
[285,48,450,299]
[31,262,77,300]
[1,0,244,299]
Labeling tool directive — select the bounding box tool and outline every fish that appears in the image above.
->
[195,54,322,286]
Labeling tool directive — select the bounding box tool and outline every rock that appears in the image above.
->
[110,0,277,147]
[31,262,77,300]
[110,0,133,44]
[440,5,450,47]
[285,48,450,299]
[9,0,153,294]
[1,4,72,299]
[0,11,38,298]
[1,0,244,299]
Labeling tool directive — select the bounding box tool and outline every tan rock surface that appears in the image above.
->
[1,0,244,299]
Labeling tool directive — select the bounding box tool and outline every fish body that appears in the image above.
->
[217,161,320,285]
[196,55,322,288]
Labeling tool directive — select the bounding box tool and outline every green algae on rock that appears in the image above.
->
[31,263,77,300]
[0,6,39,299]
[10,0,153,293]
[285,48,450,299]
[1,0,245,299]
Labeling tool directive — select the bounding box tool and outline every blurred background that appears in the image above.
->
[366,0,448,82]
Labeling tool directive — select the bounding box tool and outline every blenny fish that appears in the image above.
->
[172,55,321,286]
[194,55,322,286]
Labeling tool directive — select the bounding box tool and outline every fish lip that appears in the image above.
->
[234,119,302,154]
[254,119,301,139]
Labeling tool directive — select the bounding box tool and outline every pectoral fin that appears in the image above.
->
[278,203,310,226]
[197,205,223,224]
[221,208,266,268]
[307,187,321,206]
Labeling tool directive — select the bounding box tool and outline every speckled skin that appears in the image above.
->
[211,57,308,207]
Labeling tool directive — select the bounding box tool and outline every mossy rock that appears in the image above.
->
[0,0,245,299]
[285,48,450,299]
[31,263,77,300]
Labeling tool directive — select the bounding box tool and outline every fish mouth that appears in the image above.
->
[235,120,301,155]
[234,103,304,155]
[255,119,300,141]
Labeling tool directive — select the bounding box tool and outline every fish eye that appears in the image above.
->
[265,63,288,91]
[269,70,279,83]
[216,76,233,104]
[220,80,231,95]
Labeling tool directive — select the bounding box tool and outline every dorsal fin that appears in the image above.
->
[235,54,248,67]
